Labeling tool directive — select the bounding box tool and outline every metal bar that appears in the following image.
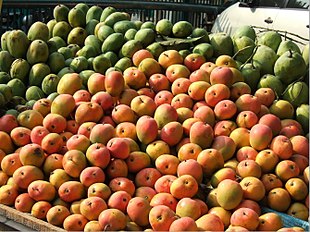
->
[2,0,226,13]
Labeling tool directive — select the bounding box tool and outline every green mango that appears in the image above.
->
[28,63,51,86]
[52,21,72,41]
[74,3,89,15]
[141,21,156,30]
[146,42,165,60]
[296,104,309,133]
[7,30,30,58]
[85,19,99,35]
[193,43,214,60]
[257,31,282,52]
[41,74,61,95]
[191,27,210,44]
[46,19,57,39]
[179,49,191,59]
[6,109,19,117]
[114,20,137,35]
[97,25,114,42]
[282,81,309,108]
[58,46,74,60]
[25,86,45,101]
[134,28,156,47]
[274,50,307,85]
[124,28,137,41]
[210,32,233,57]
[252,44,277,75]
[47,36,67,54]
[1,31,10,51]
[68,7,86,28]
[26,100,36,108]
[232,25,256,41]
[70,56,89,73]
[65,58,73,67]
[26,40,49,65]
[0,72,12,84]
[0,84,13,103]
[10,58,30,83]
[102,51,118,66]
[84,35,101,54]
[27,21,49,42]
[100,6,116,22]
[114,57,132,72]
[101,33,124,53]
[67,27,87,47]
[104,11,130,27]
[47,92,59,102]
[120,40,143,58]
[67,44,80,57]
[172,21,193,38]
[7,79,26,97]
[86,5,103,23]
[277,40,301,56]
[258,74,284,97]
[0,50,14,73]
[233,36,255,63]
[240,63,261,93]
[53,4,70,22]
[48,52,66,74]
[76,45,98,59]
[79,70,95,86]
[92,55,111,74]
[57,67,75,78]
[156,19,173,37]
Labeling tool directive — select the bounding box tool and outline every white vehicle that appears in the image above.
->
[211,0,309,48]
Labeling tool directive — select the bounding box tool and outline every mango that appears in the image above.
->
[52,21,71,41]
[86,5,102,23]
[10,58,30,83]
[296,104,309,133]
[42,74,61,95]
[0,51,14,73]
[67,27,87,47]
[7,79,26,97]
[25,86,45,101]
[253,44,278,75]
[1,31,10,51]
[7,30,30,58]
[57,73,83,95]
[282,81,309,108]
[100,6,116,22]
[85,19,99,35]
[134,28,156,47]
[47,36,67,54]
[48,52,66,74]
[114,20,137,35]
[29,63,51,87]
[68,7,86,28]
[27,21,49,42]
[53,4,69,22]
[274,50,307,85]
[26,40,49,65]
[120,40,143,58]
[104,11,130,27]
[92,55,111,75]
[217,179,243,210]
[101,32,124,53]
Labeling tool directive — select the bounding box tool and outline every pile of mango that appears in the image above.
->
[0,2,309,232]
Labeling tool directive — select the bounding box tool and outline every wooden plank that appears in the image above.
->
[0,204,66,232]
